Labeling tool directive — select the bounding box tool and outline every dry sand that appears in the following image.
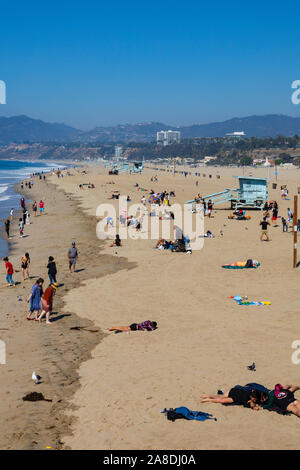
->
[1,164,300,450]
[45,164,300,450]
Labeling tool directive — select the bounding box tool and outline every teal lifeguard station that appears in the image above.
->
[186,176,268,209]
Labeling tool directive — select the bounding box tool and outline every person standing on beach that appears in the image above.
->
[32,201,37,217]
[282,217,288,232]
[68,242,78,273]
[4,219,10,239]
[260,217,270,242]
[21,252,30,281]
[10,208,14,221]
[26,278,44,320]
[39,200,45,215]
[19,218,24,238]
[20,197,25,209]
[38,283,59,324]
[3,257,15,287]
[47,256,57,284]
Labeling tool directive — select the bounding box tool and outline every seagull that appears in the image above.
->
[32,371,42,385]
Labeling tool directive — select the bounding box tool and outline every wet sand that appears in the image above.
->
[0,175,134,449]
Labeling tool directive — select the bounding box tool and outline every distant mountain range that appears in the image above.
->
[1,114,300,144]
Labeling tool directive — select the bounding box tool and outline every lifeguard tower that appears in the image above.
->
[186,176,268,209]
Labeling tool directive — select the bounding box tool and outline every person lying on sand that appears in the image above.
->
[257,384,300,417]
[108,320,157,332]
[200,384,268,409]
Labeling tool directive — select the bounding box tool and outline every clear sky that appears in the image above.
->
[1,0,300,129]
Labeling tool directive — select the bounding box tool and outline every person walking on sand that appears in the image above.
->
[26,278,44,320]
[47,256,57,284]
[260,217,270,242]
[10,208,14,221]
[68,242,78,273]
[21,252,30,281]
[3,257,15,287]
[4,219,10,239]
[38,283,59,324]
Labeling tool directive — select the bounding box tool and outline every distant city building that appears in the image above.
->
[114,145,123,159]
[157,130,181,146]
[225,131,246,139]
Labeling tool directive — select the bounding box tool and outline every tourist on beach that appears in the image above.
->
[25,210,30,225]
[272,206,278,225]
[10,208,13,221]
[258,384,300,418]
[4,219,10,239]
[109,235,122,247]
[21,252,30,281]
[108,320,157,332]
[39,200,45,214]
[38,283,59,325]
[260,217,270,241]
[282,217,288,232]
[3,257,15,287]
[68,242,78,273]
[47,256,57,284]
[200,384,268,408]
[32,201,37,217]
[287,208,293,224]
[19,218,24,238]
[20,197,25,209]
[26,278,44,320]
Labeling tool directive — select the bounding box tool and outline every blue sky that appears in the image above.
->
[1,0,300,129]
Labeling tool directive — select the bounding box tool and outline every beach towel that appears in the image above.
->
[222,263,260,269]
[162,407,217,422]
[232,295,270,306]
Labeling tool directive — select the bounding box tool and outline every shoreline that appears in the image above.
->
[0,171,134,449]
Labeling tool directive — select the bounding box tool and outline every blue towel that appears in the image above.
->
[174,407,217,421]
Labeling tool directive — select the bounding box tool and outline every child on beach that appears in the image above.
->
[19,218,24,238]
[47,256,57,284]
[3,257,15,287]
[109,235,122,247]
[108,320,157,332]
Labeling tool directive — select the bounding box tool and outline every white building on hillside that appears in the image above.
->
[157,130,181,146]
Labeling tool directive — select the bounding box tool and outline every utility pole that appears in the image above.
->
[293,195,298,268]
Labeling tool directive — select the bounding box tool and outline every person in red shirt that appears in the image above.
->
[38,283,58,324]
[39,200,45,215]
[3,256,15,286]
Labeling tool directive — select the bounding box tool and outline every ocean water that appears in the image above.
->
[0,160,62,257]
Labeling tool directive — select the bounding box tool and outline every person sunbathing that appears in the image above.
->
[258,384,300,417]
[200,384,266,408]
[108,320,157,332]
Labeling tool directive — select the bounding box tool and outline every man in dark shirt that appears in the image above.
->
[200,384,264,408]
[260,217,270,242]
[4,219,10,238]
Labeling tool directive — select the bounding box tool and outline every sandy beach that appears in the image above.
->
[0,174,133,449]
[1,164,300,450]
[46,164,300,450]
